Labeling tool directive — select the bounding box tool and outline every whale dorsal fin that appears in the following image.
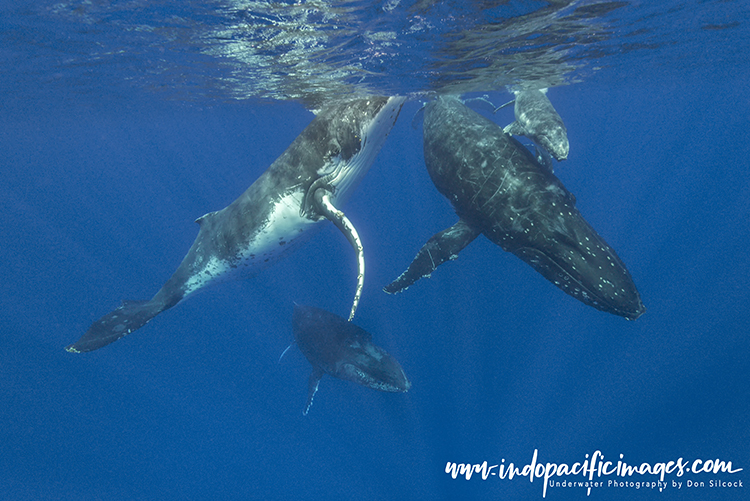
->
[303,366,325,416]
[194,210,219,225]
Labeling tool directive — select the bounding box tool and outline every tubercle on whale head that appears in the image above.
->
[335,342,412,393]
[293,305,411,394]
[512,246,645,320]
[540,129,569,161]
[509,214,646,321]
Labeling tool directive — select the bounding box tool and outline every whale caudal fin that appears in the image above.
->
[384,219,480,294]
[65,299,166,353]
[312,188,365,321]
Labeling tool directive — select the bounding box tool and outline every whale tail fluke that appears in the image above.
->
[66,299,165,353]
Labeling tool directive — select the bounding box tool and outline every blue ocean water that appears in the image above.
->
[1,1,749,500]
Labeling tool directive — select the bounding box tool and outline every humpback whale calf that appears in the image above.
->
[385,96,644,320]
[67,96,405,353]
[293,305,410,415]
[503,88,569,161]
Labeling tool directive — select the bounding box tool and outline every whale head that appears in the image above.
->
[293,305,410,414]
[537,126,569,161]
[303,96,406,212]
[506,203,645,320]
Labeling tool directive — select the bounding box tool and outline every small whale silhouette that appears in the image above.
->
[293,305,411,416]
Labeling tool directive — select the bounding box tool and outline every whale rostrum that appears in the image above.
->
[67,96,405,353]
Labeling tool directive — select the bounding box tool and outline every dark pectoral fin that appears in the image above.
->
[303,366,325,416]
[384,219,480,294]
[312,189,364,321]
[66,299,163,353]
[503,121,524,136]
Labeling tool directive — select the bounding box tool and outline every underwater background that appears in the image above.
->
[1,1,749,499]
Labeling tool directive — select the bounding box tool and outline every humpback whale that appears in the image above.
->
[385,96,644,320]
[503,88,569,161]
[67,96,405,353]
[293,305,410,415]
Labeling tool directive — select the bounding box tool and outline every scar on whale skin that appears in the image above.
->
[67,96,405,353]
[386,96,644,320]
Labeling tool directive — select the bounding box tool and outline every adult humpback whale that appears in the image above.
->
[67,96,405,353]
[503,88,569,161]
[385,96,644,320]
[293,305,410,415]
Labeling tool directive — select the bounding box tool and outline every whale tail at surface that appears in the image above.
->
[66,299,168,353]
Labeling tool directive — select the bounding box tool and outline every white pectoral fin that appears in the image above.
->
[278,343,294,363]
[312,188,365,322]
[494,99,515,113]
[303,366,325,416]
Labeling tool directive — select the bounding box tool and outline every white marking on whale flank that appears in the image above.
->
[183,191,317,296]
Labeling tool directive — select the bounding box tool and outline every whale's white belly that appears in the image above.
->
[183,191,319,296]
